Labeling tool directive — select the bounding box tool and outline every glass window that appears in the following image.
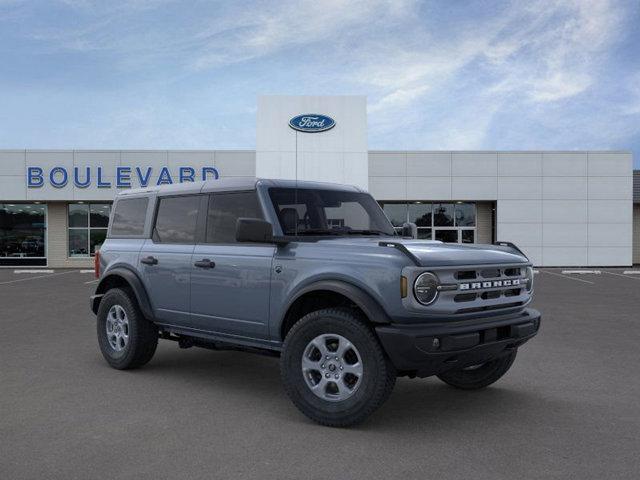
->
[433,203,454,226]
[409,203,432,227]
[153,196,200,244]
[111,198,148,236]
[269,188,395,236]
[90,204,111,228]
[380,201,477,244]
[69,230,89,256]
[68,202,111,256]
[206,192,263,243]
[0,204,46,258]
[417,228,432,240]
[435,229,458,243]
[69,204,89,228]
[461,229,475,244]
[382,203,408,228]
[455,203,476,227]
[90,229,108,253]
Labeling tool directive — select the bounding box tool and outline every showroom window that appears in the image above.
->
[68,203,111,257]
[381,201,476,243]
[0,203,47,265]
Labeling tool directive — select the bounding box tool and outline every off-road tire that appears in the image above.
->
[97,287,158,370]
[280,308,396,427]
[436,349,518,390]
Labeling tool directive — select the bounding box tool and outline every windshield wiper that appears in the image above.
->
[287,229,342,236]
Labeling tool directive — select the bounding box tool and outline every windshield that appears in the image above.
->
[269,188,396,236]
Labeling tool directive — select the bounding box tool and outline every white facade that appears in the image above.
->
[368,151,634,266]
[256,95,368,190]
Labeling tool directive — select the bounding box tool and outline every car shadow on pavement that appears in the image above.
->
[122,345,545,431]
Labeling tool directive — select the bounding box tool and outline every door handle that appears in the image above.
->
[194,259,215,269]
[141,256,158,266]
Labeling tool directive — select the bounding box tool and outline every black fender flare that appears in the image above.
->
[92,267,154,320]
[282,279,391,328]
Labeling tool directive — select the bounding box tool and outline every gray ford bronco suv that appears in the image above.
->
[90,178,540,427]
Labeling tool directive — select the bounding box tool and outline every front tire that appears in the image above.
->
[97,287,158,370]
[436,349,518,390]
[280,308,396,427]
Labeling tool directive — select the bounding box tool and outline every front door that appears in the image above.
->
[139,194,202,326]
[190,191,275,340]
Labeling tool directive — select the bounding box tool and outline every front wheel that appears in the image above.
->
[436,349,518,390]
[280,308,396,427]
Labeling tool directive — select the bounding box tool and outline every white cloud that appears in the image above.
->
[0,0,636,155]
[352,0,632,148]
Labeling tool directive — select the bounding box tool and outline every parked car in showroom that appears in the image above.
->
[90,178,540,427]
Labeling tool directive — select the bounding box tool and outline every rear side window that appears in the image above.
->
[153,195,200,244]
[110,198,148,236]
[206,192,262,243]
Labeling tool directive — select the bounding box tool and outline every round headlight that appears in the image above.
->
[525,266,534,292]
[414,272,440,305]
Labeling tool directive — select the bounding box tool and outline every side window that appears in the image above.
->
[110,198,148,236]
[153,195,200,244]
[206,192,263,243]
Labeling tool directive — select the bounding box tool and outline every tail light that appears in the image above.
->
[94,250,100,279]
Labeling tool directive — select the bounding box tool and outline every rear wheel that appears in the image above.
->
[97,288,158,370]
[436,349,518,390]
[280,308,396,427]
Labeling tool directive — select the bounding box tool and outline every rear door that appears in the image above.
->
[190,191,275,339]
[139,194,203,326]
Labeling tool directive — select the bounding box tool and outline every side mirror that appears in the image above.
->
[236,218,274,243]
[401,222,418,239]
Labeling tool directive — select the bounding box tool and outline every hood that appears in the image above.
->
[393,239,528,266]
[315,237,529,267]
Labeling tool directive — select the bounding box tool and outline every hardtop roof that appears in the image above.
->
[116,178,363,198]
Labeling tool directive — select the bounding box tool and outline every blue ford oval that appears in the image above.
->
[289,114,336,133]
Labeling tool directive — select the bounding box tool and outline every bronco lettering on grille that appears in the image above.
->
[459,279,521,290]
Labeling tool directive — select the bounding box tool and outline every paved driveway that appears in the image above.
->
[1,269,639,479]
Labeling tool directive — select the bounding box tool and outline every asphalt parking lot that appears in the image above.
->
[1,268,639,479]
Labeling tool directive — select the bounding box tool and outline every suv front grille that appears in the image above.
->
[422,264,531,316]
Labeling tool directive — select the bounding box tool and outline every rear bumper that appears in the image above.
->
[375,308,541,377]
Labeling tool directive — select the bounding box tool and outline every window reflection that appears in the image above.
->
[0,204,46,258]
[382,203,408,228]
[68,203,111,257]
[408,203,432,227]
[433,204,454,226]
[380,201,476,244]
[435,230,458,243]
[461,230,475,243]
[455,203,476,226]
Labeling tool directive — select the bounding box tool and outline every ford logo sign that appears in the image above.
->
[289,114,335,133]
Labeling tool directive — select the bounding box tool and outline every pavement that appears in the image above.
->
[1,268,639,479]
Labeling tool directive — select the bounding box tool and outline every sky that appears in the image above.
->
[0,0,639,167]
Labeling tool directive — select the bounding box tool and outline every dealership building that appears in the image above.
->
[0,95,637,268]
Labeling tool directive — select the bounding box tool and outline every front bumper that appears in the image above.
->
[375,308,541,377]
